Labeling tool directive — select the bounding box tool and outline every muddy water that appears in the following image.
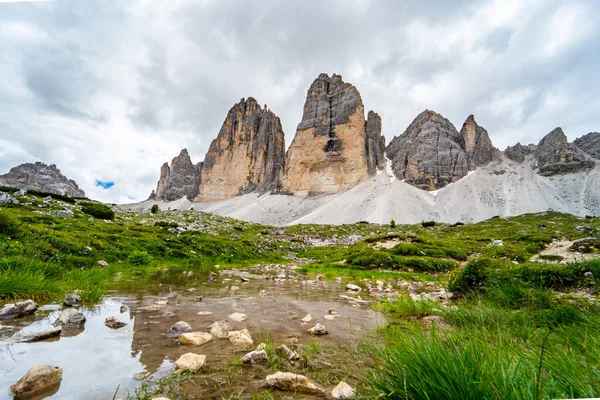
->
[0,270,384,399]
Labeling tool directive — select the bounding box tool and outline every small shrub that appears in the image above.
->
[27,189,75,204]
[150,204,159,214]
[0,212,18,235]
[448,258,497,294]
[154,221,178,228]
[347,249,394,269]
[390,243,424,256]
[421,220,436,227]
[450,221,465,227]
[390,219,396,228]
[127,250,152,266]
[395,256,458,272]
[0,186,19,194]
[81,202,115,220]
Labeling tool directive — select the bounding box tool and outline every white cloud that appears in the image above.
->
[0,0,598,203]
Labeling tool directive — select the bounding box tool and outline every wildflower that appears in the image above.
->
[584,271,593,277]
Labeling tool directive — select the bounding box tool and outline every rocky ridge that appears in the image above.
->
[0,162,85,197]
[574,132,600,160]
[533,128,595,176]
[147,72,598,202]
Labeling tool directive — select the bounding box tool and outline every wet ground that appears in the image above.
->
[0,268,384,399]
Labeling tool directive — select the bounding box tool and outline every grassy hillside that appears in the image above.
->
[1,189,600,399]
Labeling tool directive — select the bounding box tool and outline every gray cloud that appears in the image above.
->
[0,0,598,203]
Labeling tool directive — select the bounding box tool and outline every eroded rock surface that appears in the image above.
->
[386,110,468,190]
[152,149,202,201]
[504,142,536,163]
[574,132,600,160]
[265,371,322,394]
[196,97,285,201]
[534,128,595,176]
[0,162,85,197]
[282,73,384,196]
[459,115,499,170]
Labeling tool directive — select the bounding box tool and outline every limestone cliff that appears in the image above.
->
[151,149,202,201]
[574,132,600,160]
[534,128,595,176]
[386,110,468,191]
[195,97,285,201]
[459,115,500,170]
[281,73,384,196]
[0,162,85,197]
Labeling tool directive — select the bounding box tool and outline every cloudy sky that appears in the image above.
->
[0,0,598,203]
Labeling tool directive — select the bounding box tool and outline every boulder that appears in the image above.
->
[228,312,248,322]
[301,314,313,323]
[386,110,468,190]
[0,162,85,197]
[228,329,254,350]
[209,319,233,339]
[241,350,268,365]
[53,210,74,218]
[195,97,285,201]
[179,332,212,346]
[265,371,322,394]
[0,192,14,205]
[10,365,63,397]
[174,353,206,372]
[105,316,127,329]
[0,300,38,320]
[53,308,86,328]
[151,149,203,201]
[277,344,301,361]
[63,293,82,307]
[12,326,62,343]
[282,73,384,196]
[165,321,192,336]
[331,381,356,399]
[345,284,361,292]
[308,323,328,335]
[570,237,598,253]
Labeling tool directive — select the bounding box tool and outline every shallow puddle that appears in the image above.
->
[0,270,384,399]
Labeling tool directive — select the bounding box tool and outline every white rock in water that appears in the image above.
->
[174,353,206,372]
[165,321,191,336]
[53,308,86,328]
[0,300,38,320]
[209,319,233,339]
[308,323,328,335]
[228,312,248,322]
[228,329,253,350]
[265,371,322,393]
[10,365,63,396]
[179,332,212,346]
[331,381,356,399]
[345,284,361,292]
[301,314,313,323]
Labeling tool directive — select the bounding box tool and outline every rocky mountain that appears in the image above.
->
[195,97,285,201]
[574,132,600,159]
[459,115,500,170]
[0,162,85,197]
[142,72,599,225]
[504,143,536,163]
[533,128,595,176]
[149,149,202,201]
[281,73,384,196]
[386,110,468,190]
